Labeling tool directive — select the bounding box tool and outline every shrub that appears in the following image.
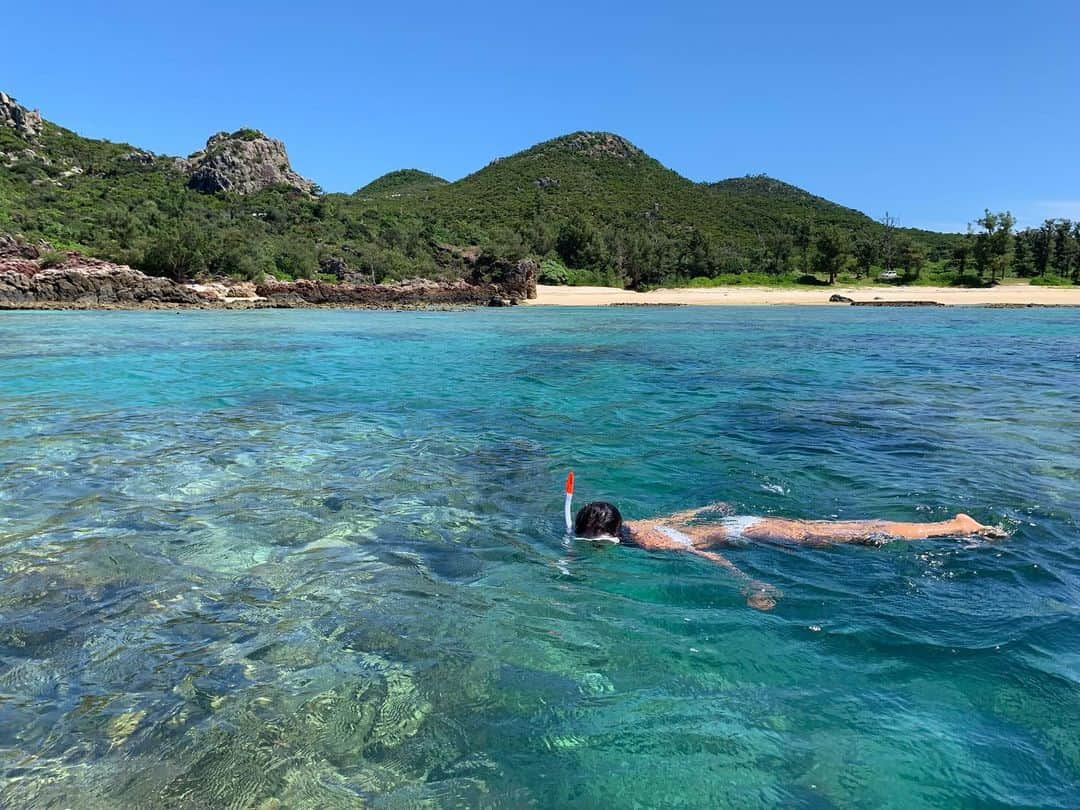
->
[37,248,67,268]
[1030,275,1073,287]
[538,257,570,285]
[274,242,319,279]
[229,128,264,142]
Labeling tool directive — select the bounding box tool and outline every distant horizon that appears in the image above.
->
[4,1,1078,232]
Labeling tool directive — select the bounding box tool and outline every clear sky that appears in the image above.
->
[4,1,1078,231]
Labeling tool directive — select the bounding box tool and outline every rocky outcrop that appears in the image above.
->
[0,236,200,308]
[0,236,536,310]
[563,132,641,159]
[0,92,43,140]
[0,266,202,308]
[828,294,853,303]
[183,129,315,195]
[467,258,537,300]
[850,300,945,307]
[254,277,516,307]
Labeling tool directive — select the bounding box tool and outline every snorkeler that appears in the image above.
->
[573,499,1005,611]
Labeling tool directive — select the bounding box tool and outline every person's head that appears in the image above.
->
[574,501,623,540]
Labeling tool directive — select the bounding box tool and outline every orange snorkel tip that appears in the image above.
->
[564,471,575,533]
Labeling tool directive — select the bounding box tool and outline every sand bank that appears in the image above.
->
[531,284,1080,307]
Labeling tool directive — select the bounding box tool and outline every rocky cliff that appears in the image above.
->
[0,236,200,308]
[0,92,43,140]
[0,237,537,309]
[256,259,537,307]
[184,129,315,195]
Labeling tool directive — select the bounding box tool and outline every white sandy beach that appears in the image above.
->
[530,283,1080,307]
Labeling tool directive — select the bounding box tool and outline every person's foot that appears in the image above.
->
[954,513,1008,538]
[744,581,780,611]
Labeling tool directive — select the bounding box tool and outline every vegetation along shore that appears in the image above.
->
[2,90,1078,308]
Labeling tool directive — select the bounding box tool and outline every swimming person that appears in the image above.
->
[573,501,1005,611]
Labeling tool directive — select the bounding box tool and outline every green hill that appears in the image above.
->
[356,169,448,197]
[1,94,960,287]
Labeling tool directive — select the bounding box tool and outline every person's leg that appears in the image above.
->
[746,514,995,545]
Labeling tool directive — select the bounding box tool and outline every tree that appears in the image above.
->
[760,231,793,275]
[1073,223,1080,282]
[1030,220,1054,276]
[274,241,319,279]
[852,233,879,279]
[811,225,850,284]
[973,210,1014,283]
[948,234,972,279]
[555,215,606,270]
[138,226,207,282]
[791,220,813,273]
[899,239,924,282]
[680,229,714,278]
[879,212,898,274]
[1012,231,1032,277]
[1052,219,1076,279]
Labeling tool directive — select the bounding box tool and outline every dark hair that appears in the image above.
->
[574,501,623,539]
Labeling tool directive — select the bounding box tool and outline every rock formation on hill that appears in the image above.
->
[0,92,43,140]
[183,129,316,195]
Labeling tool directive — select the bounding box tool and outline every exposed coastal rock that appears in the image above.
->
[183,129,316,195]
[319,255,351,279]
[829,294,853,303]
[0,247,201,308]
[850,300,945,307]
[0,91,43,140]
[0,237,537,309]
[467,258,537,301]
[255,278,510,307]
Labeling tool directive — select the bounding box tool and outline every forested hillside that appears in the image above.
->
[8,91,1074,289]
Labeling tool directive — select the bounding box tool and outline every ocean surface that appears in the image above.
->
[0,307,1077,808]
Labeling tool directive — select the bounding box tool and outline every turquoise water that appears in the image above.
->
[0,307,1078,808]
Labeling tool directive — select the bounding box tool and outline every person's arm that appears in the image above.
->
[660,502,731,526]
[688,548,780,611]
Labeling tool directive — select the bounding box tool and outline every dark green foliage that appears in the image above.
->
[852,233,878,279]
[973,210,1014,283]
[811,225,850,284]
[899,240,925,282]
[948,237,973,279]
[356,169,448,197]
[138,226,208,282]
[37,247,66,268]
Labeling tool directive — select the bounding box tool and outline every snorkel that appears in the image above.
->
[564,470,575,534]
[563,473,620,543]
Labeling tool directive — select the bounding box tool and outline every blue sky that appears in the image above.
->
[4,1,1078,231]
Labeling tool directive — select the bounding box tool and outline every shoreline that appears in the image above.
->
[530,284,1080,307]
